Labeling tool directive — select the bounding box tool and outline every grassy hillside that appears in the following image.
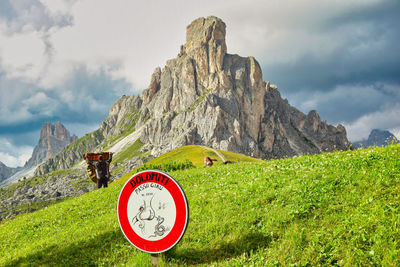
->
[144,145,264,167]
[1,144,399,266]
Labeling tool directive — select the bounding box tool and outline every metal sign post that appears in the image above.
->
[118,170,189,257]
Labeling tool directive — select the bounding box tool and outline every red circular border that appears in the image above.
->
[117,170,189,253]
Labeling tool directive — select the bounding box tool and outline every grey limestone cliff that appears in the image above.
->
[0,162,20,183]
[131,16,349,158]
[25,122,77,168]
[36,16,349,176]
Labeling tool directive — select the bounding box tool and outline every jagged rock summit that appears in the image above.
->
[0,162,20,183]
[105,16,348,158]
[37,16,349,175]
[25,122,77,168]
[354,129,399,148]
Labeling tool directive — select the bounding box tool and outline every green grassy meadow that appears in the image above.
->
[144,145,263,167]
[0,144,399,266]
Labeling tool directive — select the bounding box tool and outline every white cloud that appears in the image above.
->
[1,0,73,34]
[0,87,57,124]
[0,137,33,167]
[0,99,32,125]
[1,0,394,91]
[0,28,46,81]
[0,151,32,168]
[22,91,58,116]
[22,91,52,106]
[43,0,191,90]
[39,0,78,14]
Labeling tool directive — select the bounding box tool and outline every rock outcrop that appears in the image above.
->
[34,129,103,175]
[25,122,77,168]
[132,16,349,158]
[34,96,143,176]
[354,129,399,148]
[0,162,20,183]
[100,95,142,138]
[36,16,349,176]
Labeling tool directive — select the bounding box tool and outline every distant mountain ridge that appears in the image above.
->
[0,122,77,186]
[354,129,399,148]
[0,162,21,183]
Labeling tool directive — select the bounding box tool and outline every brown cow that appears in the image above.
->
[204,156,217,167]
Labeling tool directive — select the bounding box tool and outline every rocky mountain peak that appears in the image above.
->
[0,161,20,183]
[369,129,391,140]
[134,16,349,158]
[184,16,227,58]
[354,129,399,148]
[179,16,227,85]
[40,122,75,141]
[25,122,77,168]
[36,16,350,176]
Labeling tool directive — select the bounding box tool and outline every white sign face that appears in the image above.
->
[118,170,189,254]
[127,183,176,241]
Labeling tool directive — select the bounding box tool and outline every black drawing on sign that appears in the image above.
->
[131,193,168,238]
[149,216,167,238]
[132,205,145,233]
[158,202,166,210]
[131,194,155,234]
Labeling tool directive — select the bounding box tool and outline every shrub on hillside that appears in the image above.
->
[135,159,194,173]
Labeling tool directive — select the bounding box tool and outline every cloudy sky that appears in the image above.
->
[0,0,399,167]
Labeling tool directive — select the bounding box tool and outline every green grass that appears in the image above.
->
[63,130,104,154]
[1,144,399,266]
[112,138,145,165]
[135,159,195,173]
[148,145,263,167]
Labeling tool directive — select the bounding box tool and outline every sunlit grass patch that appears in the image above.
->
[1,144,399,266]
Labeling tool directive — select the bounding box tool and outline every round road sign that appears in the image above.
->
[117,170,189,253]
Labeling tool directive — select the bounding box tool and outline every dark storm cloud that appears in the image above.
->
[50,65,133,124]
[0,130,39,149]
[286,83,400,123]
[0,64,132,147]
[263,1,400,94]
[253,0,400,140]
